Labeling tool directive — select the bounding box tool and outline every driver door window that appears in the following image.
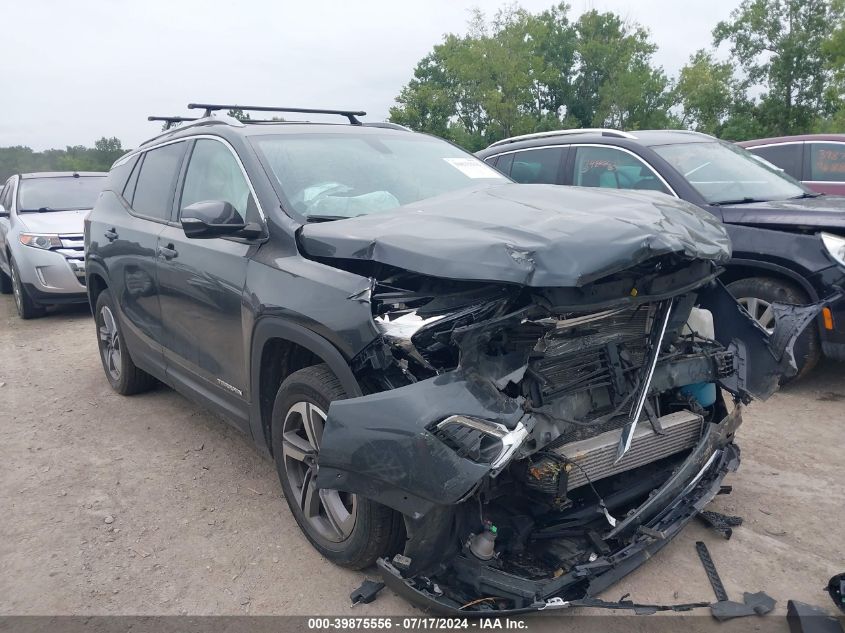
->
[180,139,259,222]
[573,146,670,194]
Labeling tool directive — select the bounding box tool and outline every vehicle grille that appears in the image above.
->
[554,409,702,489]
[57,234,85,286]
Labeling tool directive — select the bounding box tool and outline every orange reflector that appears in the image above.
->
[822,307,834,331]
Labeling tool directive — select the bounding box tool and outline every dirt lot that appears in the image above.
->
[1,294,843,623]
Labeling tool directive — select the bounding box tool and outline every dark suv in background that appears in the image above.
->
[85,106,821,614]
[477,129,845,373]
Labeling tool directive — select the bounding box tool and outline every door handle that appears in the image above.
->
[104,228,118,242]
[158,244,178,260]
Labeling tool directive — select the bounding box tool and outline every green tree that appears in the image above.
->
[713,0,845,135]
[0,139,129,181]
[571,10,673,129]
[93,137,126,167]
[389,3,672,148]
[818,17,845,130]
[675,50,745,135]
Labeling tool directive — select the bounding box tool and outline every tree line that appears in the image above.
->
[389,0,845,151]
[0,137,126,182]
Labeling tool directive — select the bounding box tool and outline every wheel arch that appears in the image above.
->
[719,259,818,302]
[250,317,363,455]
[85,260,110,311]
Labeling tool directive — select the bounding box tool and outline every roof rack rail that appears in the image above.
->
[362,121,411,131]
[147,115,201,130]
[187,103,366,125]
[488,128,636,148]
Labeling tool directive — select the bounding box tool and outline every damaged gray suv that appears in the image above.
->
[85,105,828,615]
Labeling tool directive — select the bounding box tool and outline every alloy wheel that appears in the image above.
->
[737,296,776,333]
[98,306,122,381]
[281,401,357,543]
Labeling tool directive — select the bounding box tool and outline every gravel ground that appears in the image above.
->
[0,295,843,626]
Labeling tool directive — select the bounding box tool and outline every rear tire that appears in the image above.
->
[94,289,157,395]
[10,259,45,319]
[727,277,821,380]
[271,364,404,569]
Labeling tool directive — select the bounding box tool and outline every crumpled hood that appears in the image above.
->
[298,184,731,287]
[18,209,88,235]
[720,196,845,231]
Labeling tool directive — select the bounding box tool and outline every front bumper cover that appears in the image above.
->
[376,406,742,615]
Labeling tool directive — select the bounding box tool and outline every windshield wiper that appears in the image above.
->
[19,206,83,213]
[711,197,765,206]
[305,214,356,223]
[790,192,822,199]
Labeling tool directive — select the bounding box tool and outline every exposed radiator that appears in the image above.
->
[554,410,703,490]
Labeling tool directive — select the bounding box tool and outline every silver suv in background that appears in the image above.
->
[0,172,106,318]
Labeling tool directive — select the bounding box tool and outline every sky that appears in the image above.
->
[4,0,741,151]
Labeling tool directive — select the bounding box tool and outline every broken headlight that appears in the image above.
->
[821,232,845,268]
[433,415,528,472]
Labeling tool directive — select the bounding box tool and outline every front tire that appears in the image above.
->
[727,277,821,380]
[94,289,157,395]
[10,259,45,319]
[271,364,403,569]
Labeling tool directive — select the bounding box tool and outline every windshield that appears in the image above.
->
[251,132,506,219]
[653,141,808,204]
[18,176,106,212]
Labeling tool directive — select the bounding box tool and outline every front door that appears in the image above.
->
[157,138,263,430]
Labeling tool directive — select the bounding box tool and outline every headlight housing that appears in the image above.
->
[433,415,528,473]
[19,233,62,250]
[821,232,845,267]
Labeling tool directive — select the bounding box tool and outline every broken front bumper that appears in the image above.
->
[317,367,743,613]
[377,407,742,614]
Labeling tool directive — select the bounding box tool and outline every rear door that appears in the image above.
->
[96,141,187,375]
[156,137,263,430]
[501,146,568,184]
[804,141,845,195]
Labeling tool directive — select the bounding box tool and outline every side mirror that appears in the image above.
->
[180,200,249,238]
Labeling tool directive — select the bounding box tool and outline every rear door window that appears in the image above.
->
[748,143,803,179]
[808,142,845,182]
[494,153,514,177]
[131,142,187,221]
[573,146,670,194]
[508,148,565,184]
[108,154,139,197]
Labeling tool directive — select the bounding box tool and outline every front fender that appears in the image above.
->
[248,317,365,455]
[316,370,523,518]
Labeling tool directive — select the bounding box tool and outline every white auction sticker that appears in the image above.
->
[443,157,504,179]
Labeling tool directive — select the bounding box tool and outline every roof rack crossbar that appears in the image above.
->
[489,128,636,148]
[186,103,367,125]
[147,115,201,130]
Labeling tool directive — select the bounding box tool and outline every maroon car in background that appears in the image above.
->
[739,134,845,195]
